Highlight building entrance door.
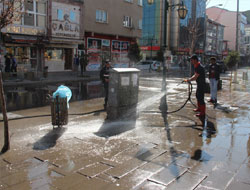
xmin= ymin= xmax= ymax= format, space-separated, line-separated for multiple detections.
xmin=65 ymin=48 xmax=73 ymax=70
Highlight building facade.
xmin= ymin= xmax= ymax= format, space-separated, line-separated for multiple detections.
xmin=141 ymin=0 xmax=206 ymax=64
xmin=244 ymin=24 xmax=250 ymax=55
xmin=206 ymin=7 xmax=247 ymax=56
xmin=205 ymin=18 xmax=225 ymax=59
xmin=1 ymin=0 xmax=84 ymax=78
xmin=83 ymin=0 xmax=143 ymax=70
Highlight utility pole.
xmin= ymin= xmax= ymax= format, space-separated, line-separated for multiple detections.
xmin=235 ymin=0 xmax=239 ymax=52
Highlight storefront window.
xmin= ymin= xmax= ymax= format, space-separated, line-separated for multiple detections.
xmin=44 ymin=48 xmax=63 ymax=61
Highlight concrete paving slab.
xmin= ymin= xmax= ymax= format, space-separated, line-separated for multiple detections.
xmin=77 ymin=162 xmax=112 ymax=178
xmin=226 ymin=179 xmax=250 ymax=190
xmin=235 ymin=163 xmax=250 ymax=184
xmin=134 ymin=180 xmax=166 ymax=190
xmin=148 ymin=162 xmax=188 ymax=186
xmin=106 ymin=157 xmax=146 ymax=179
xmin=200 ymin=169 xmax=234 ymax=190
xmin=164 ymin=171 xmax=206 ymax=190
xmin=115 ymin=168 xmax=153 ymax=189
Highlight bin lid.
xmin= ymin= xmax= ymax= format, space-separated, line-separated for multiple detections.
xmin=111 ymin=68 xmax=140 ymax=73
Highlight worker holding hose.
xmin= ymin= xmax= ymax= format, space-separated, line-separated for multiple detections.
xmin=184 ymin=55 xmax=206 ymax=117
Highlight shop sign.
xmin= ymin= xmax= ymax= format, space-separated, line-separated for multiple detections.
xmin=222 ymin=51 xmax=228 ymax=56
xmin=140 ymin=46 xmax=160 ymax=51
xmin=112 ymin=41 xmax=129 ymax=52
xmin=52 ymin=20 xmax=80 ymax=38
xmin=51 ymin=2 xmax=80 ymax=39
xmin=5 ymin=26 xmax=45 ymax=35
xmin=195 ymin=49 xmax=204 ymax=54
xmin=178 ymin=47 xmax=190 ymax=52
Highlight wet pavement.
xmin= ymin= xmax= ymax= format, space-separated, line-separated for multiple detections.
xmin=0 ymin=68 xmax=250 ymax=190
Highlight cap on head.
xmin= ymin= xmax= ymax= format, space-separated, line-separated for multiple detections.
xmin=190 ymin=54 xmax=198 ymax=61
xmin=210 ymin=57 xmax=216 ymax=61
xmin=105 ymin=60 xmax=111 ymax=65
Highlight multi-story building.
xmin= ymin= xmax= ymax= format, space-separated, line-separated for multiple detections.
xmin=206 ymin=7 xmax=247 ymax=56
xmin=205 ymin=18 xmax=225 ymax=59
xmin=244 ymin=24 xmax=250 ymax=55
xmin=141 ymin=0 xmax=206 ymax=64
xmin=1 ymin=0 xmax=84 ymax=77
xmin=83 ymin=0 xmax=143 ymax=70
xmin=177 ymin=0 xmax=206 ymax=56
xmin=1 ymin=0 xmax=143 ymax=77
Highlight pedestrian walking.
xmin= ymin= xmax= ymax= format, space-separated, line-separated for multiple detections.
xmin=184 ymin=54 xmax=206 ymax=117
xmin=73 ymin=54 xmax=79 ymax=72
xmin=4 ymin=54 xmax=11 ymax=72
xmin=100 ymin=60 xmax=111 ymax=110
xmin=208 ymin=57 xmax=220 ymax=104
xmin=10 ymin=54 xmax=17 ymax=75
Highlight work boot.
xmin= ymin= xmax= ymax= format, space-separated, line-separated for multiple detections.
xmin=193 ymin=102 xmax=200 ymax=112
xmin=208 ymin=99 xmax=214 ymax=103
xmin=195 ymin=104 xmax=206 ymax=117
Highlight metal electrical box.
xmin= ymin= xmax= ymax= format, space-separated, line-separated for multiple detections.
xmin=107 ymin=68 xmax=140 ymax=120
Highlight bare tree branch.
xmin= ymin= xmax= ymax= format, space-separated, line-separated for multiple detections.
xmin=0 ymin=0 xmax=23 ymax=30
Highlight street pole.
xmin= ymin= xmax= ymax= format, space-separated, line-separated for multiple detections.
xmin=147 ymin=0 xmax=187 ymax=109
xmin=236 ymin=0 xmax=239 ymax=52
xmin=150 ymin=37 xmax=153 ymax=60
xmin=162 ymin=0 xmax=168 ymax=94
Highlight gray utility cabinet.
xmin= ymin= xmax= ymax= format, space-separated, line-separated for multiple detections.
xmin=107 ymin=68 xmax=140 ymax=120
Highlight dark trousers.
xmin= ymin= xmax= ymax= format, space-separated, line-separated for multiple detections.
xmin=196 ymin=85 xmax=205 ymax=105
xmin=104 ymin=82 xmax=109 ymax=107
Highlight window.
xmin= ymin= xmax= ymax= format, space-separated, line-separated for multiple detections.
xmin=96 ymin=10 xmax=107 ymax=23
xmin=57 ymin=9 xmax=63 ymax=20
xmin=138 ymin=0 xmax=143 ymax=6
xmin=138 ymin=19 xmax=142 ymax=29
xmin=123 ymin=16 xmax=133 ymax=28
xmin=24 ymin=0 xmax=34 ymax=11
xmin=24 ymin=13 xmax=34 ymax=26
xmin=22 ymin=0 xmax=46 ymax=27
xmin=125 ymin=0 xmax=133 ymax=3
xmin=44 ymin=48 xmax=63 ymax=61
xmin=70 ymin=11 xmax=76 ymax=22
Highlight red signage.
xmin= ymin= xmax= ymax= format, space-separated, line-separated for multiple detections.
xmin=222 ymin=51 xmax=228 ymax=56
xmin=140 ymin=46 xmax=161 ymax=51
xmin=195 ymin=49 xmax=204 ymax=54
xmin=178 ymin=47 xmax=190 ymax=52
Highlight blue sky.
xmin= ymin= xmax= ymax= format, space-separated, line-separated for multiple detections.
xmin=206 ymin=0 xmax=250 ymax=12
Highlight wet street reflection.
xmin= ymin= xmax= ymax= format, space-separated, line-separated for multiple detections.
xmin=3 ymin=80 xmax=103 ymax=112
xmin=1 ymin=68 xmax=250 ymax=190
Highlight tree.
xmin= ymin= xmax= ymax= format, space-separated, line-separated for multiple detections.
xmin=225 ymin=51 xmax=240 ymax=83
xmin=128 ymin=41 xmax=141 ymax=66
xmin=0 ymin=0 xmax=23 ymax=153
xmin=225 ymin=51 xmax=240 ymax=70
xmin=0 ymin=0 xmax=23 ymax=29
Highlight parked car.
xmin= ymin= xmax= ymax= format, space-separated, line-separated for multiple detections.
xmin=136 ymin=60 xmax=161 ymax=71
xmin=217 ymin=61 xmax=227 ymax=73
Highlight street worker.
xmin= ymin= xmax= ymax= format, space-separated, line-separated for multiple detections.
xmin=100 ymin=60 xmax=111 ymax=110
xmin=208 ymin=57 xmax=220 ymax=104
xmin=184 ymin=54 xmax=206 ymax=117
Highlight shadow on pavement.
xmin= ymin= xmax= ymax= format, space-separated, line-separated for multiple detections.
xmin=33 ymin=127 xmax=66 ymax=150
xmin=94 ymin=119 xmax=136 ymax=138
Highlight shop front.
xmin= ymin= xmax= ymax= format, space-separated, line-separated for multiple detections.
xmin=85 ymin=33 xmax=134 ymax=71
xmin=47 ymin=1 xmax=84 ymax=73
xmin=2 ymin=27 xmax=46 ymax=80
